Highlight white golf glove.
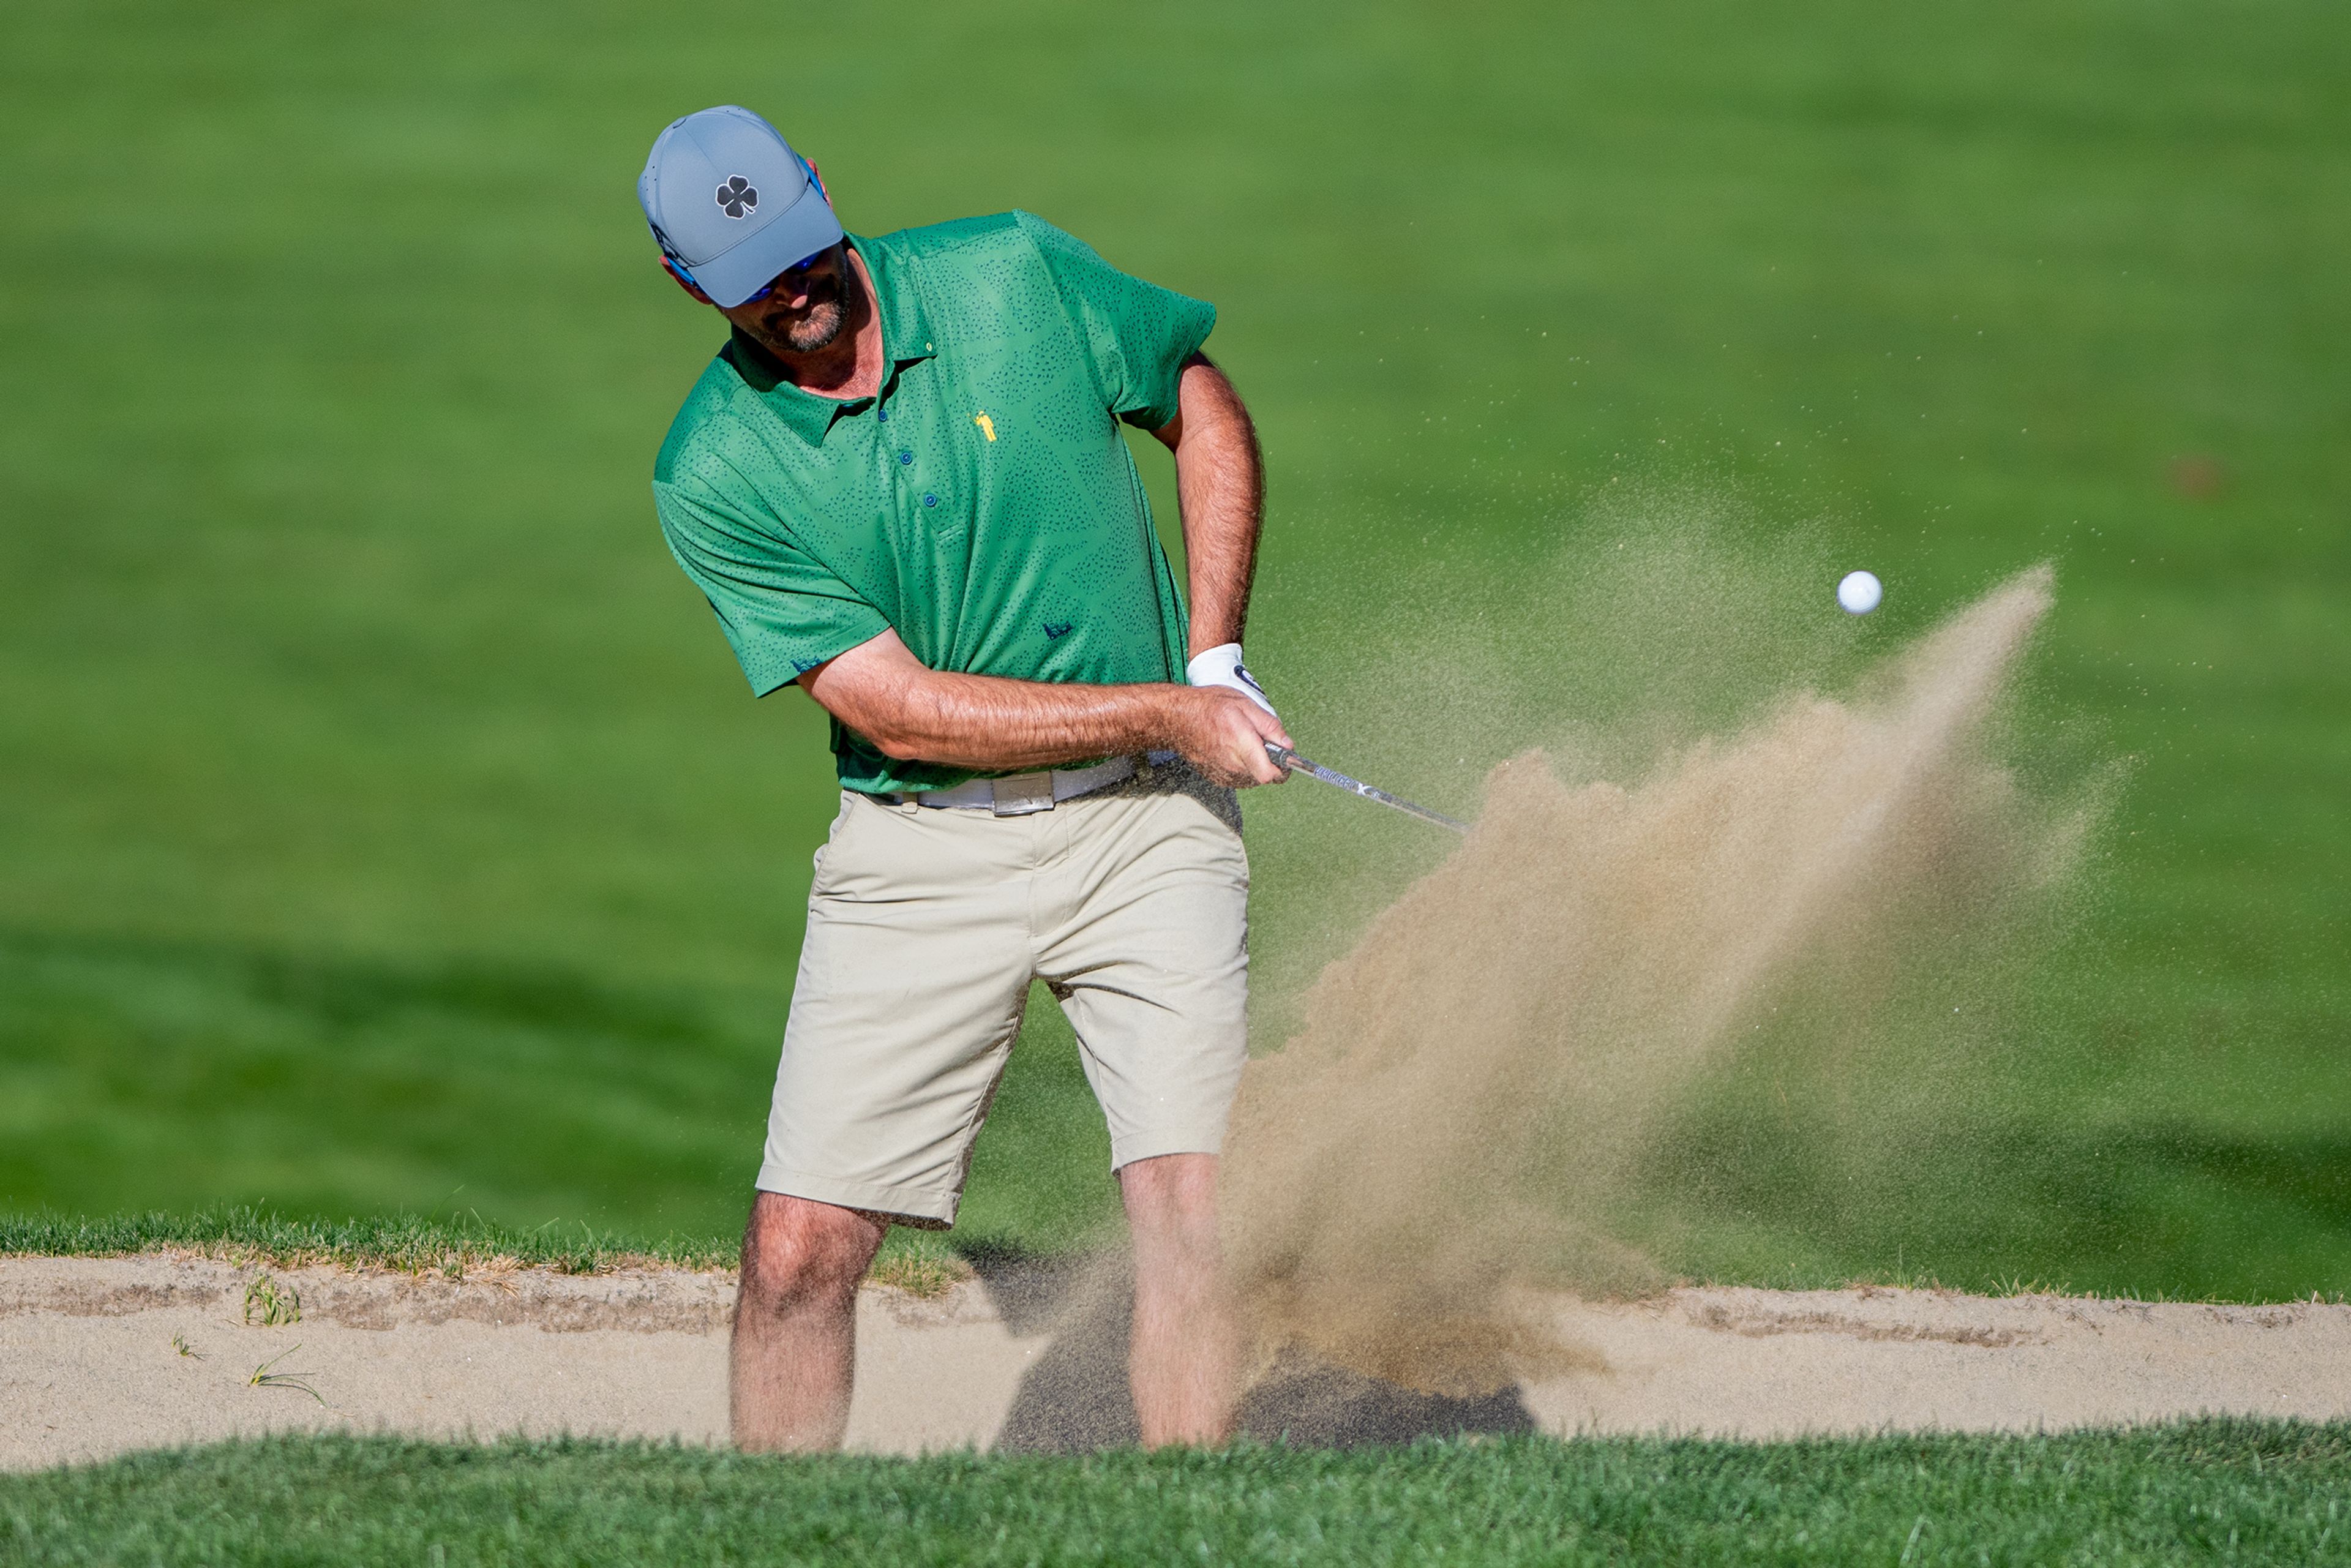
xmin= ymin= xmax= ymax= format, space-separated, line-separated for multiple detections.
xmin=1185 ymin=642 xmax=1278 ymax=720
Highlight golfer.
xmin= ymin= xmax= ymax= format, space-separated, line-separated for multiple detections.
xmin=639 ymin=106 xmax=1287 ymax=1452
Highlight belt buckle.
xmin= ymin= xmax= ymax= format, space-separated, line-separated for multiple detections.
xmin=989 ymin=773 xmax=1056 ymax=816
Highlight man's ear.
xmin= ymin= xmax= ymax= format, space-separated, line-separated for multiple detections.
xmin=660 ymin=257 xmax=716 ymax=306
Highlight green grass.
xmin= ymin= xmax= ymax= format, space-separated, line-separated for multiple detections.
xmin=5 ymin=1423 xmax=2347 ymax=1566
xmin=0 ymin=932 xmax=1119 ymax=1251
xmin=0 ymin=1203 xmax=732 ymax=1277
xmin=1 ymin=0 xmax=2345 ymax=1293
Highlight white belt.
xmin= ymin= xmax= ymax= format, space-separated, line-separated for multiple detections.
xmin=880 ymin=754 xmax=1142 ymax=816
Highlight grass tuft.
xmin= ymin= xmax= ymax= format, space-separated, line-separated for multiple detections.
xmin=245 ymin=1345 xmax=324 ymax=1405
xmin=240 ymin=1272 xmax=301 ymax=1326
xmin=864 ymin=1232 xmax=974 ymax=1299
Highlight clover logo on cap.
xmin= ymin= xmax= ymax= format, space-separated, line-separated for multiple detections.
xmin=714 ymin=175 xmax=758 ymax=219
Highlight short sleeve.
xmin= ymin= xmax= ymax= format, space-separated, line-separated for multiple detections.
xmin=1016 ymin=211 xmax=1216 ymax=432
xmin=653 ymin=475 xmax=889 ymax=697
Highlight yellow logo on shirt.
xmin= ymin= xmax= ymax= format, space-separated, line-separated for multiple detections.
xmin=974 ymin=413 xmax=996 ymax=443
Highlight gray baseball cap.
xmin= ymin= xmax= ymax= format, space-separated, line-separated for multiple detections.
xmin=637 ymin=106 xmax=844 ymax=309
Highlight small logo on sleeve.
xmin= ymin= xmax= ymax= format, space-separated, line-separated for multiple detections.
xmin=1043 ymin=620 xmax=1073 ymax=640
xmin=714 ymin=176 xmax=758 ymax=219
xmin=974 ymin=412 xmax=997 ymax=442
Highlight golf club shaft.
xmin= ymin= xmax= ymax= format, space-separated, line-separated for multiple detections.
xmin=1264 ymin=743 xmax=1470 ymax=835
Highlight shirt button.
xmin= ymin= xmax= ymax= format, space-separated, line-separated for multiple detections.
xmin=923 ymin=494 xmax=939 ymax=508
xmin=898 ymin=451 xmax=913 ymax=465
xmin=876 ymin=408 xmax=888 ymax=422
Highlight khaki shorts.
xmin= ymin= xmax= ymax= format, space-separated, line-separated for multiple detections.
xmin=757 ymin=768 xmax=1250 ymax=1227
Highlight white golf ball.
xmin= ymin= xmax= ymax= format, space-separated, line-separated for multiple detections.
xmin=1837 ymin=569 xmax=1883 ymax=615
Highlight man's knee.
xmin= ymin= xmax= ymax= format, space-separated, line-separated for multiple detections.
xmin=739 ymin=1191 xmax=886 ymax=1312
xmin=1119 ymin=1153 xmax=1220 ymax=1243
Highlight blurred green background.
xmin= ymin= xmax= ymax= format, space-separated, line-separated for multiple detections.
xmin=2 ymin=0 xmax=2344 ymax=1294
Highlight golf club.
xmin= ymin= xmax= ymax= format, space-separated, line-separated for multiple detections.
xmin=1265 ymin=743 xmax=1470 ymax=835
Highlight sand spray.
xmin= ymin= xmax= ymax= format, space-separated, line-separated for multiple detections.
xmin=1218 ymin=564 xmax=2089 ymax=1396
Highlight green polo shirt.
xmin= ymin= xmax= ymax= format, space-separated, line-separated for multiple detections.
xmin=651 ymin=211 xmax=1215 ymax=795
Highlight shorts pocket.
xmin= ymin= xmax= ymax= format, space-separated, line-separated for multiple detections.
xmin=809 ymin=791 xmax=859 ymax=894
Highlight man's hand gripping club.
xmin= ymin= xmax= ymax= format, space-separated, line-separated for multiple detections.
xmin=799 ymin=628 xmax=1292 ymax=788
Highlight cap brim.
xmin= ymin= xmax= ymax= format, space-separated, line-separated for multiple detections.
xmin=691 ymin=182 xmax=846 ymax=308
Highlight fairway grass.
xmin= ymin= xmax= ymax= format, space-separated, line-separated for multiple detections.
xmin=4 ymin=1422 xmax=2346 ymax=1566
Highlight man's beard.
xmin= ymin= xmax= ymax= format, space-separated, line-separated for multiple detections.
xmin=756 ymin=275 xmax=846 ymax=355
xmin=777 ymin=298 xmax=845 ymax=353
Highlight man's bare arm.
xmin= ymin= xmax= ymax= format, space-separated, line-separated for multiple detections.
xmin=800 ymin=629 xmax=1290 ymax=787
xmin=1152 ymin=354 xmax=1262 ymax=658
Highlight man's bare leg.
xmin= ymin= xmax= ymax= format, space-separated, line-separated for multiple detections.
xmin=1119 ymin=1152 xmax=1237 ymax=1446
xmin=731 ymin=1191 xmax=887 ymax=1452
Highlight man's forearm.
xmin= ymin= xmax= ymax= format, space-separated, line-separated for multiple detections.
xmin=853 ymin=667 xmax=1187 ymax=771
xmin=801 ymin=628 xmax=1290 ymax=787
xmin=1161 ymin=357 xmax=1264 ymax=657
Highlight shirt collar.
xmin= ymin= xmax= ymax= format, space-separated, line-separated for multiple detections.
xmin=722 ymin=234 xmax=940 ymax=446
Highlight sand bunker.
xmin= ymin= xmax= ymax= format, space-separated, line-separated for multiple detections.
xmin=6 ymin=1256 xmax=2347 ymax=1469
